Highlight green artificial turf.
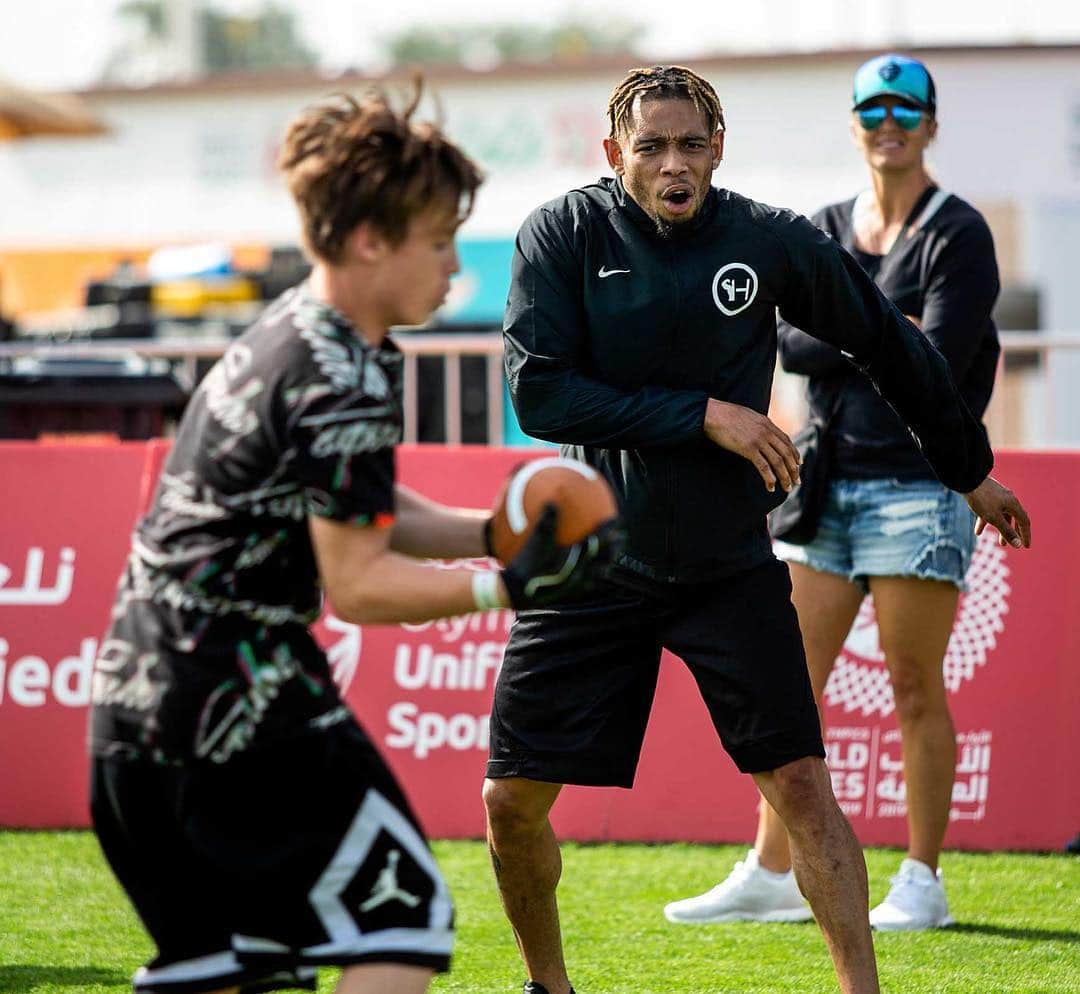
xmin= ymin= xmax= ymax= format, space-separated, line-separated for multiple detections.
xmin=1 ymin=833 xmax=1076 ymax=993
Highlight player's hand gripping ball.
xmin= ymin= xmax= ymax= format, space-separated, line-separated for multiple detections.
xmin=487 ymin=457 xmax=619 ymax=564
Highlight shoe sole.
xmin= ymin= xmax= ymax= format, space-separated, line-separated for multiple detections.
xmin=664 ymin=907 xmax=814 ymax=924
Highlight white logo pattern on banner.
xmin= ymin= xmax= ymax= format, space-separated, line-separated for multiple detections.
xmin=824 ymin=532 xmax=1011 ymax=717
xmin=324 ymin=614 xmax=363 ymax=696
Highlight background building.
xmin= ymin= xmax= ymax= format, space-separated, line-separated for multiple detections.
xmin=1 ymin=42 xmax=1078 ymax=442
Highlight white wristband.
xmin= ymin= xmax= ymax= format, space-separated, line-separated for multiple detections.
xmin=471 ymin=569 xmax=502 ymax=611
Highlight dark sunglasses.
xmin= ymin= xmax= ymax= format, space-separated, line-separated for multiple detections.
xmin=856 ymin=103 xmax=925 ymax=131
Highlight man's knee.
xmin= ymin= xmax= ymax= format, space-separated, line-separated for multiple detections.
xmin=483 ymin=777 xmax=560 ymax=844
xmin=766 ymin=756 xmax=838 ymax=825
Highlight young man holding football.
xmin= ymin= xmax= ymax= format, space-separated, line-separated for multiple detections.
xmin=88 ymin=88 xmax=619 ymax=994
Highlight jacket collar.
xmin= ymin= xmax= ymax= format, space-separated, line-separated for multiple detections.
xmin=608 ymin=175 xmax=720 ymax=240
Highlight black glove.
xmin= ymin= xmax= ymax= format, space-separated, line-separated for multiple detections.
xmin=500 ymin=503 xmax=624 ymax=610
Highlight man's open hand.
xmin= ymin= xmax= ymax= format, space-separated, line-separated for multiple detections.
xmin=964 ymin=477 xmax=1032 ymax=549
xmin=703 ymin=398 xmax=801 ymax=493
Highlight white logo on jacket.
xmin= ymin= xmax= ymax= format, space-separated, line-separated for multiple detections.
xmin=711 ymin=263 xmax=759 ymax=316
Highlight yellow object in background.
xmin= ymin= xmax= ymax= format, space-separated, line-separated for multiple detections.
xmin=151 ymin=276 xmax=259 ymax=318
xmin=0 ymin=244 xmax=270 ymax=319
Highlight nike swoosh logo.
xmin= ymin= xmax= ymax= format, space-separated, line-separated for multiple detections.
xmin=598 ymin=266 xmax=631 ymax=278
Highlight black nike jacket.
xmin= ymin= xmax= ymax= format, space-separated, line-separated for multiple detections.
xmin=503 ymin=177 xmax=993 ymax=582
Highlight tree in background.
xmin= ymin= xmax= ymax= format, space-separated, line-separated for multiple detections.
xmin=104 ymin=5 xmax=637 ymax=84
xmin=104 ymin=0 xmax=315 ymax=85
xmin=201 ymin=3 xmax=315 ymax=74
xmin=383 ymin=18 xmax=641 ymax=71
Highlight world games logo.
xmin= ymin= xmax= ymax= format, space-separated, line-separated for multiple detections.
xmin=823 ymin=532 xmax=1011 ymax=716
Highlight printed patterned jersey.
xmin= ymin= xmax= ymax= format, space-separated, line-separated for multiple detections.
xmin=90 ymin=285 xmax=403 ymax=764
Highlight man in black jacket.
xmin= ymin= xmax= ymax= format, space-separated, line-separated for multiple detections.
xmin=482 ymin=65 xmax=1030 ymax=994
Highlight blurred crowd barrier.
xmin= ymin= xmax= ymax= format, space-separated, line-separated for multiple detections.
xmin=0 ymin=240 xmax=526 ymax=443
xmin=1 ymin=241 xmax=1078 ymax=448
xmin=1 ymin=332 xmax=1078 ymax=449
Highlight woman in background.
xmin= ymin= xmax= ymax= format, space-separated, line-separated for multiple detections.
xmin=666 ymin=53 xmax=1003 ymax=932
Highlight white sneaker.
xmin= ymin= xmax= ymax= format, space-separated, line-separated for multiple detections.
xmin=869 ymin=858 xmax=955 ymax=931
xmin=663 ymin=849 xmax=813 ymax=924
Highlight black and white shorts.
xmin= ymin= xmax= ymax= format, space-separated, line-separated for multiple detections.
xmin=487 ymin=556 xmax=825 ymax=786
xmin=91 ymin=720 xmax=453 ymax=994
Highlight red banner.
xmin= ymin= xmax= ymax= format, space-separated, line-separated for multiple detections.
xmin=0 ymin=442 xmax=159 ymax=826
xmin=0 ymin=443 xmax=1076 ymax=852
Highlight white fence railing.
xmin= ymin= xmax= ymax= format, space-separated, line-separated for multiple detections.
xmin=2 ymin=330 xmax=1079 ymax=447
xmin=0 ymin=331 xmax=505 ymax=445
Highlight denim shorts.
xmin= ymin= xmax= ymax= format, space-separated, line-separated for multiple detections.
xmin=773 ymin=477 xmax=976 ymax=593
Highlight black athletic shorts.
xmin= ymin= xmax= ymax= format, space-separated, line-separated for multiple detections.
xmin=91 ymin=719 xmax=453 ymax=994
xmin=487 ymin=556 xmax=824 ymax=786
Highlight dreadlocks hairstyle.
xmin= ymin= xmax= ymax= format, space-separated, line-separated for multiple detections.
xmin=607 ymin=65 xmax=726 ymax=139
xmin=278 ymin=82 xmax=484 ymax=264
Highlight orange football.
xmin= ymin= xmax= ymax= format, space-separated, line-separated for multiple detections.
xmin=488 ymin=457 xmax=618 ymax=564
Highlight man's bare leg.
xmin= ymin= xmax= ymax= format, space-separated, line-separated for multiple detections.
xmin=755 ymin=757 xmax=880 ymax=994
xmin=335 ymin=963 xmax=434 ymax=993
xmin=483 ymin=777 xmax=569 ymax=994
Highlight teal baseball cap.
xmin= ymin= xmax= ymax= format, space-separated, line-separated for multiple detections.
xmin=852 ymin=54 xmax=936 ymax=113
